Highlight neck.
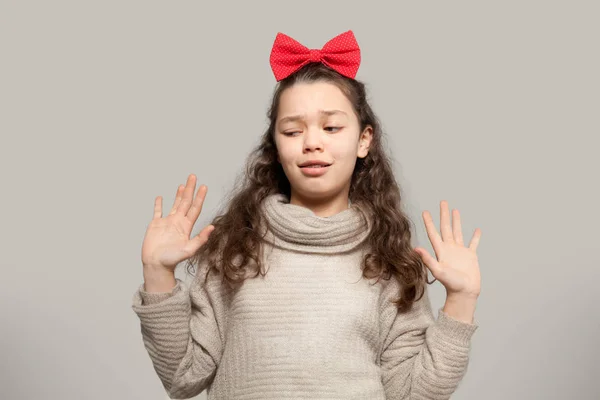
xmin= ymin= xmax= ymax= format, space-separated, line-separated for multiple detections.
xmin=289 ymin=188 xmax=351 ymax=217
xmin=259 ymin=192 xmax=372 ymax=255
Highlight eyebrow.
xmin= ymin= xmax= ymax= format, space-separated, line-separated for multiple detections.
xmin=277 ymin=110 xmax=348 ymax=125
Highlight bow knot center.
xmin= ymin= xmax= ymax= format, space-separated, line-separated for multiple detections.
xmin=309 ymin=49 xmax=322 ymax=62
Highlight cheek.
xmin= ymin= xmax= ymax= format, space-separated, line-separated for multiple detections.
xmin=330 ymin=142 xmax=359 ymax=162
xmin=278 ymin=148 xmax=293 ymax=163
xmin=275 ymin=139 xmax=292 ymax=162
xmin=277 ymin=147 xmax=299 ymax=170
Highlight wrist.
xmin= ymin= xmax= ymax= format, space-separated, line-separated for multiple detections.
xmin=143 ymin=265 xmax=176 ymax=293
xmin=446 ymin=291 xmax=479 ymax=302
xmin=443 ymin=294 xmax=478 ymax=324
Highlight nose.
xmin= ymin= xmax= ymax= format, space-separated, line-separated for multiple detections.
xmin=303 ymin=126 xmax=324 ymax=153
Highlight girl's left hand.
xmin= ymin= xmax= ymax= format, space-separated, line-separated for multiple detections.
xmin=414 ymin=200 xmax=482 ymax=298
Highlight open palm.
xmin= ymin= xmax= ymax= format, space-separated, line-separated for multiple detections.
xmin=415 ymin=200 xmax=482 ymax=298
xmin=141 ymin=174 xmax=214 ymax=271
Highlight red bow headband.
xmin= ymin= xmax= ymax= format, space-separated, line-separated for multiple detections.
xmin=269 ymin=30 xmax=361 ymax=82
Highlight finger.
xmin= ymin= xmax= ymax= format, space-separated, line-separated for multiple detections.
xmin=469 ymin=228 xmax=482 ymax=252
xmin=186 ymin=184 xmax=208 ymax=223
xmin=153 ymin=196 xmax=162 ymax=219
xmin=415 ymin=247 xmax=442 ymax=277
xmin=422 ymin=210 xmax=443 ymax=255
xmin=178 ymin=174 xmax=197 ymax=216
xmin=440 ymin=200 xmax=454 ymax=243
xmin=169 ymin=185 xmax=185 ymax=215
xmin=452 ymin=209 xmax=464 ymax=246
xmin=185 ymin=224 xmax=215 ymax=254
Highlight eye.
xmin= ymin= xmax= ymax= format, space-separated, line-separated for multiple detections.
xmin=325 ymin=126 xmax=341 ymax=133
xmin=283 ymin=131 xmax=300 ymax=137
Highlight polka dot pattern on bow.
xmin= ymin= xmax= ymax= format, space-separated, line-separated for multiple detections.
xmin=269 ymin=30 xmax=361 ymax=81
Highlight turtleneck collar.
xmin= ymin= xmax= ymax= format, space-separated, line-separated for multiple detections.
xmin=259 ymin=193 xmax=372 ymax=254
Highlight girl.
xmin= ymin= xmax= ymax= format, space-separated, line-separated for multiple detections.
xmin=132 ymin=30 xmax=482 ymax=400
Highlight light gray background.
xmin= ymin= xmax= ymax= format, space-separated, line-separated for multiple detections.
xmin=1 ymin=1 xmax=598 ymax=399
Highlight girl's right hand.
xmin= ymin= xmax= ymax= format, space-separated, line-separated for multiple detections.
xmin=141 ymin=174 xmax=215 ymax=273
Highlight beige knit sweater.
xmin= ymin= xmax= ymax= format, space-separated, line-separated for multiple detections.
xmin=132 ymin=193 xmax=478 ymax=399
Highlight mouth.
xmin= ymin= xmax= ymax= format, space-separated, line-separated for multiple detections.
xmin=300 ymin=164 xmax=331 ymax=169
xmin=298 ymin=160 xmax=332 ymax=168
xmin=299 ymin=164 xmax=331 ymax=176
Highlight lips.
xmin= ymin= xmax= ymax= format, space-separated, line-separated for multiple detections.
xmin=299 ymin=163 xmax=330 ymax=176
xmin=299 ymin=160 xmax=332 ymax=168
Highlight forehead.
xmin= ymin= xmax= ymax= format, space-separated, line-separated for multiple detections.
xmin=277 ymin=81 xmax=353 ymax=117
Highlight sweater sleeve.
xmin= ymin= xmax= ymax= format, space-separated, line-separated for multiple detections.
xmin=378 ymin=279 xmax=478 ymax=399
xmin=131 ymin=269 xmax=223 ymax=399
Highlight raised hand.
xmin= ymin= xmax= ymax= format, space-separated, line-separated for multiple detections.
xmin=141 ymin=174 xmax=215 ymax=272
xmin=414 ymin=200 xmax=482 ymax=298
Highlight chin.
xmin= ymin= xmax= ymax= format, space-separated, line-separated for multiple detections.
xmin=291 ymin=183 xmax=341 ymax=200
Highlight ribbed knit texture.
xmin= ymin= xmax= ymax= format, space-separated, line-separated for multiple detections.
xmin=132 ymin=193 xmax=478 ymax=399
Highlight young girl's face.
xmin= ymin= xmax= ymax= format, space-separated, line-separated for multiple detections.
xmin=274 ymin=81 xmax=372 ymax=207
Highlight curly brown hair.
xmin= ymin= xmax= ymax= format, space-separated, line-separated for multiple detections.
xmin=187 ymin=62 xmax=434 ymax=313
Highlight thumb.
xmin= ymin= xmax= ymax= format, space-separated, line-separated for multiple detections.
xmin=186 ymin=225 xmax=215 ymax=255
xmin=415 ymin=247 xmax=441 ymax=276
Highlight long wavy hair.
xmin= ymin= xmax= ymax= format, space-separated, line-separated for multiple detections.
xmin=187 ymin=62 xmax=434 ymax=313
